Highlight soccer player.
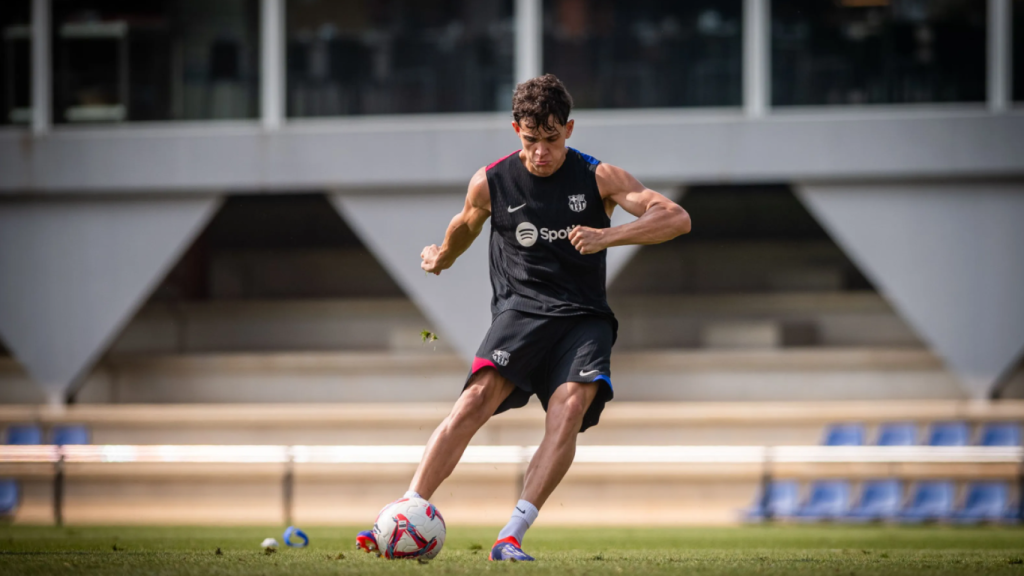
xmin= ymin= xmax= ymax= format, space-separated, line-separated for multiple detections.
xmin=357 ymin=74 xmax=691 ymax=561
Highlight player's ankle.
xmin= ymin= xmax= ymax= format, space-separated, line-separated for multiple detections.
xmin=497 ymin=499 xmax=539 ymax=545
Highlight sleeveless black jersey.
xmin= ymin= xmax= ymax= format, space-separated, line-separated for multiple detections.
xmin=484 ymin=147 xmax=615 ymax=321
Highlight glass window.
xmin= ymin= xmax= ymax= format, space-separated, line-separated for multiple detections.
xmin=543 ymin=0 xmax=743 ymax=109
xmin=52 ymin=0 xmax=260 ymax=123
xmin=772 ymin=0 xmax=986 ymax=107
xmin=1015 ymin=0 xmax=1023 ymax=101
xmin=1 ymin=2 xmax=31 ymax=125
xmin=286 ymin=0 xmax=514 ymax=117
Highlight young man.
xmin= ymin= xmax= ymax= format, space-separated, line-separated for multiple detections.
xmin=357 ymin=74 xmax=691 ymax=561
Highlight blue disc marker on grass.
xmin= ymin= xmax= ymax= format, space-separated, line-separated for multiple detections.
xmin=283 ymin=526 xmax=309 ymax=548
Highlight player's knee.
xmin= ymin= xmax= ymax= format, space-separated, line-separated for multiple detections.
xmin=451 ymin=374 xmax=500 ymax=429
xmin=552 ymin=392 xmax=589 ymax=434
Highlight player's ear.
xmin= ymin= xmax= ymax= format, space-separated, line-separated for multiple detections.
xmin=512 ymin=121 xmax=521 ymax=135
xmin=564 ymin=119 xmax=574 ymax=140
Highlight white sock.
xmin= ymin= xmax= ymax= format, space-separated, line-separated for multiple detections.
xmin=403 ymin=490 xmax=423 ymax=500
xmin=497 ymin=500 xmax=538 ymax=545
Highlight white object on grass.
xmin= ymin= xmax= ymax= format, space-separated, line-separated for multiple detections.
xmin=261 ymin=538 xmax=279 ymax=549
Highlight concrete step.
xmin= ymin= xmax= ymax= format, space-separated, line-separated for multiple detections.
xmin=2 ymin=345 xmax=964 ymax=405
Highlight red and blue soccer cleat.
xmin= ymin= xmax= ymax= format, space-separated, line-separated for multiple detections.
xmin=488 ymin=536 xmax=535 ymax=561
xmin=355 ymin=530 xmax=378 ymax=554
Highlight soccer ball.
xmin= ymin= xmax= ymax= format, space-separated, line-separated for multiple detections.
xmin=372 ymin=497 xmax=446 ymax=560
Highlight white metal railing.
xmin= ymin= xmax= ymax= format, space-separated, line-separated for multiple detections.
xmin=3 ymin=444 xmax=1020 ymax=526
xmin=2 ymin=444 xmax=1021 ymax=464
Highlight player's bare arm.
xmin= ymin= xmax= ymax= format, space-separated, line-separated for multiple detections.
xmin=568 ymin=163 xmax=691 ymax=255
xmin=421 ymin=167 xmax=491 ymax=275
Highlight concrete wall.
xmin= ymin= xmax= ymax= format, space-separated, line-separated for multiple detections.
xmin=3 ymin=109 xmax=1023 ymax=192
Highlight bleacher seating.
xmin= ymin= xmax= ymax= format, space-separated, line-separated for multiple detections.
xmin=978 ymin=423 xmax=1021 ymax=446
xmin=926 ymin=422 xmax=970 ymax=446
xmin=822 ymin=424 xmax=865 ymax=446
xmin=794 ymin=480 xmax=851 ymax=521
xmin=774 ymin=418 xmax=1022 ymax=524
xmin=1005 ymin=500 xmax=1023 ymax=523
xmin=743 ymin=480 xmax=800 ymax=521
xmin=953 ymin=482 xmax=1011 ymax=524
xmin=876 ymin=422 xmax=917 ymax=446
xmin=899 ymin=481 xmax=956 ymax=522
xmin=793 ymin=424 xmax=859 ymax=522
xmin=51 ymin=425 xmax=89 ymax=446
xmin=5 ymin=424 xmax=42 ymax=445
xmin=2 ymin=424 xmax=39 ymax=519
xmin=0 ymin=479 xmax=18 ymax=517
xmin=843 ymin=479 xmax=903 ymax=522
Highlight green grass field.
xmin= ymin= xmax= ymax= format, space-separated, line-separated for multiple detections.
xmin=1 ymin=525 xmax=1023 ymax=575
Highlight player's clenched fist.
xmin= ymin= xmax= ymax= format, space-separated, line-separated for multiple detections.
xmin=421 ymin=244 xmax=445 ymax=275
xmin=568 ymin=226 xmax=607 ymax=255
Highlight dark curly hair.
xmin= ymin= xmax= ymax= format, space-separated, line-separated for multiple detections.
xmin=512 ymin=74 xmax=574 ymax=133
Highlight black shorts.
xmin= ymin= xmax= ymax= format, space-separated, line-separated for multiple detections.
xmin=465 ymin=310 xmax=616 ymax=432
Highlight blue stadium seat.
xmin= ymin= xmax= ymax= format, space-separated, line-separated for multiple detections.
xmin=926 ymin=422 xmax=970 ymax=446
xmin=844 ymin=479 xmax=903 ymax=522
xmin=794 ymin=480 xmax=851 ymax=521
xmin=876 ymin=423 xmax=917 ymax=446
xmin=953 ymin=482 xmax=1011 ymax=524
xmin=0 ymin=480 xmax=18 ymax=517
xmin=899 ymin=481 xmax=955 ymax=522
xmin=52 ymin=425 xmax=90 ymax=446
xmin=3 ymin=425 xmax=41 ymax=520
xmin=4 ymin=424 xmax=42 ymax=445
xmin=822 ymin=424 xmax=865 ymax=446
xmin=743 ymin=480 xmax=800 ymax=521
xmin=1005 ymin=504 xmax=1022 ymax=524
xmin=978 ymin=423 xmax=1021 ymax=446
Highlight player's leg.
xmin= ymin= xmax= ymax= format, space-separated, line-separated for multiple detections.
xmin=521 ymin=381 xmax=599 ymax=507
xmin=490 ymin=315 xmax=615 ymax=561
xmin=408 ymin=368 xmax=515 ymax=499
xmin=357 ymin=369 xmax=514 ymax=554
xmin=489 ymin=381 xmax=598 ymax=561
xmin=361 ymin=310 xmax=545 ymax=555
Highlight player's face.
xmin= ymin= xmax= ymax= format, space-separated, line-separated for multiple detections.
xmin=513 ymin=116 xmax=574 ymax=177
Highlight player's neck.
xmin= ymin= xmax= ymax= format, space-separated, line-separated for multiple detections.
xmin=519 ymin=149 xmax=567 ymax=177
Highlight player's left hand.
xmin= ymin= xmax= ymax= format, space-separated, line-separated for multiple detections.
xmin=568 ymin=226 xmax=608 ymax=255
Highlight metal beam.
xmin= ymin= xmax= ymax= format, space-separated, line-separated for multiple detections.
xmin=989 ymin=0 xmax=1012 ymax=112
xmin=515 ymin=0 xmax=542 ymax=84
xmin=30 ymin=0 xmax=50 ymax=134
xmin=260 ymin=0 xmax=284 ymax=130
xmin=743 ymin=0 xmax=769 ymax=118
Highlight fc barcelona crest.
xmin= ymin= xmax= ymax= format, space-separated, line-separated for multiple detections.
xmin=492 ymin=350 xmax=511 ymax=366
xmin=568 ymin=194 xmax=587 ymax=213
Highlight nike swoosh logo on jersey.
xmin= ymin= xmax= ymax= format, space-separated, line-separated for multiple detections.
xmin=579 ymin=370 xmax=600 ymax=377
xmin=508 ymin=203 xmax=527 ymax=213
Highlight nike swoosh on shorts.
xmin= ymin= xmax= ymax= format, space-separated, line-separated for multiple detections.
xmin=579 ymin=370 xmax=600 ymax=377
xmin=508 ymin=203 xmax=527 ymax=213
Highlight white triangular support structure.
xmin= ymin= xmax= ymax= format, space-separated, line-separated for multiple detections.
xmin=331 ymin=189 xmax=665 ymax=362
xmin=797 ymin=182 xmax=1024 ymax=398
xmin=0 ymin=196 xmax=222 ymax=403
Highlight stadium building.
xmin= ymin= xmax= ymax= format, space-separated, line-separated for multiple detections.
xmin=0 ymin=0 xmax=1022 ymax=525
